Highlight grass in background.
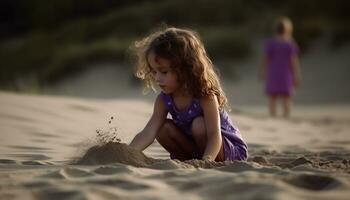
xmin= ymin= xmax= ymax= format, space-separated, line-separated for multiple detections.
xmin=0 ymin=0 xmax=349 ymax=91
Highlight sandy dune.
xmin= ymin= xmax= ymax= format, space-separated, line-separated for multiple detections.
xmin=0 ymin=91 xmax=350 ymax=200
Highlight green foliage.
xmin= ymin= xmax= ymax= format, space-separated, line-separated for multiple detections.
xmin=0 ymin=0 xmax=349 ymax=89
xmin=199 ymin=27 xmax=251 ymax=60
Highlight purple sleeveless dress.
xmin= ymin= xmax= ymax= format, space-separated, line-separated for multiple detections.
xmin=160 ymin=92 xmax=248 ymax=161
xmin=264 ymin=38 xmax=298 ymax=96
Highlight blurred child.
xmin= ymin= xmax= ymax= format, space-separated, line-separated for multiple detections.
xmin=260 ymin=17 xmax=301 ymax=118
xmin=129 ymin=27 xmax=248 ymax=161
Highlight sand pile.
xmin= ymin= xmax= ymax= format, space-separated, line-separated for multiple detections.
xmin=76 ymin=142 xmax=226 ymax=169
xmin=76 ymin=142 xmax=157 ymax=167
xmin=75 ymin=141 xmax=241 ymax=169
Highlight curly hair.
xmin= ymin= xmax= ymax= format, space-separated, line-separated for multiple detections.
xmin=133 ymin=27 xmax=228 ymax=109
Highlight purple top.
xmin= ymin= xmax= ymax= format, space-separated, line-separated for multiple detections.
xmin=264 ymin=38 xmax=298 ymax=95
xmin=160 ymin=92 xmax=248 ymax=160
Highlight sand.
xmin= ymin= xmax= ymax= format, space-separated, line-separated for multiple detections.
xmin=1 ymin=91 xmax=350 ymax=200
xmin=76 ymin=142 xmax=157 ymax=167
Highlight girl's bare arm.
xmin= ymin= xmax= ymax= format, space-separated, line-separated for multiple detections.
xmin=291 ymin=54 xmax=301 ymax=88
xmin=200 ymin=95 xmax=222 ymax=161
xmin=129 ymin=94 xmax=167 ymax=151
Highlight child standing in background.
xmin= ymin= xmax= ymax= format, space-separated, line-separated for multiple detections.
xmin=129 ymin=27 xmax=248 ymax=161
xmin=260 ymin=17 xmax=301 ymax=118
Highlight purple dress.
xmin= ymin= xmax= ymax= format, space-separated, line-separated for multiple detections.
xmin=160 ymin=92 xmax=248 ymax=161
xmin=264 ymin=38 xmax=298 ymax=96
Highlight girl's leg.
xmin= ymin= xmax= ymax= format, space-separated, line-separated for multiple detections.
xmin=282 ymin=96 xmax=292 ymax=118
xmin=191 ymin=117 xmax=225 ymax=161
xmin=268 ymin=95 xmax=277 ymax=117
xmin=156 ymin=119 xmax=197 ymax=161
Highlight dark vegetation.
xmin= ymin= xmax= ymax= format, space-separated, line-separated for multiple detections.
xmin=0 ymin=0 xmax=349 ymax=90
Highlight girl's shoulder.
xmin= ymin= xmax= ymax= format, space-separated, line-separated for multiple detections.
xmin=289 ymin=38 xmax=299 ymax=48
xmin=281 ymin=38 xmax=298 ymax=53
xmin=198 ymin=94 xmax=219 ymax=109
xmin=264 ymin=37 xmax=280 ymax=50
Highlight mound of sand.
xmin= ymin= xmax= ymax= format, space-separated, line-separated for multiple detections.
xmin=76 ymin=142 xmax=239 ymax=169
xmin=76 ymin=142 xmax=157 ymax=167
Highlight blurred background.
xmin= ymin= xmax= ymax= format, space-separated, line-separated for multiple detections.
xmin=1 ymin=0 xmax=349 ymax=107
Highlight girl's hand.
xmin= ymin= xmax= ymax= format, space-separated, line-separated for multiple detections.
xmin=202 ymin=155 xmax=214 ymax=161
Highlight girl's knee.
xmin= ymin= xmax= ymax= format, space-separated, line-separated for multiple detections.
xmin=156 ymin=119 xmax=176 ymax=140
xmin=191 ymin=117 xmax=206 ymax=139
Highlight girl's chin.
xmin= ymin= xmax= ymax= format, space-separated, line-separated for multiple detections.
xmin=161 ymin=88 xmax=175 ymax=95
xmin=159 ymin=86 xmax=167 ymax=92
xmin=161 ymin=89 xmax=170 ymax=94
xmin=160 ymin=87 xmax=179 ymax=94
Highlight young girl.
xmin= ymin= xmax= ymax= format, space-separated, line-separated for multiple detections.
xmin=129 ymin=27 xmax=248 ymax=161
xmin=260 ymin=17 xmax=301 ymax=118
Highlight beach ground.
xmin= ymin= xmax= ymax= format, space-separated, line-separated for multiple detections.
xmin=0 ymin=92 xmax=349 ymax=200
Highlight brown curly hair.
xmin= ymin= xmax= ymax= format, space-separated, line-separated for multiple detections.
xmin=133 ymin=27 xmax=227 ymax=109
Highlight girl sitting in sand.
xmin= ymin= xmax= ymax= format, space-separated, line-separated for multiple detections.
xmin=260 ymin=17 xmax=301 ymax=118
xmin=129 ymin=27 xmax=248 ymax=161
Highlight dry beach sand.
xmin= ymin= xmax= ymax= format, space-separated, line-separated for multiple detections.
xmin=0 ymin=91 xmax=350 ymax=200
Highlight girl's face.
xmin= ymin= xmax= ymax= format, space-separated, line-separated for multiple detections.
xmin=147 ymin=51 xmax=180 ymax=95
